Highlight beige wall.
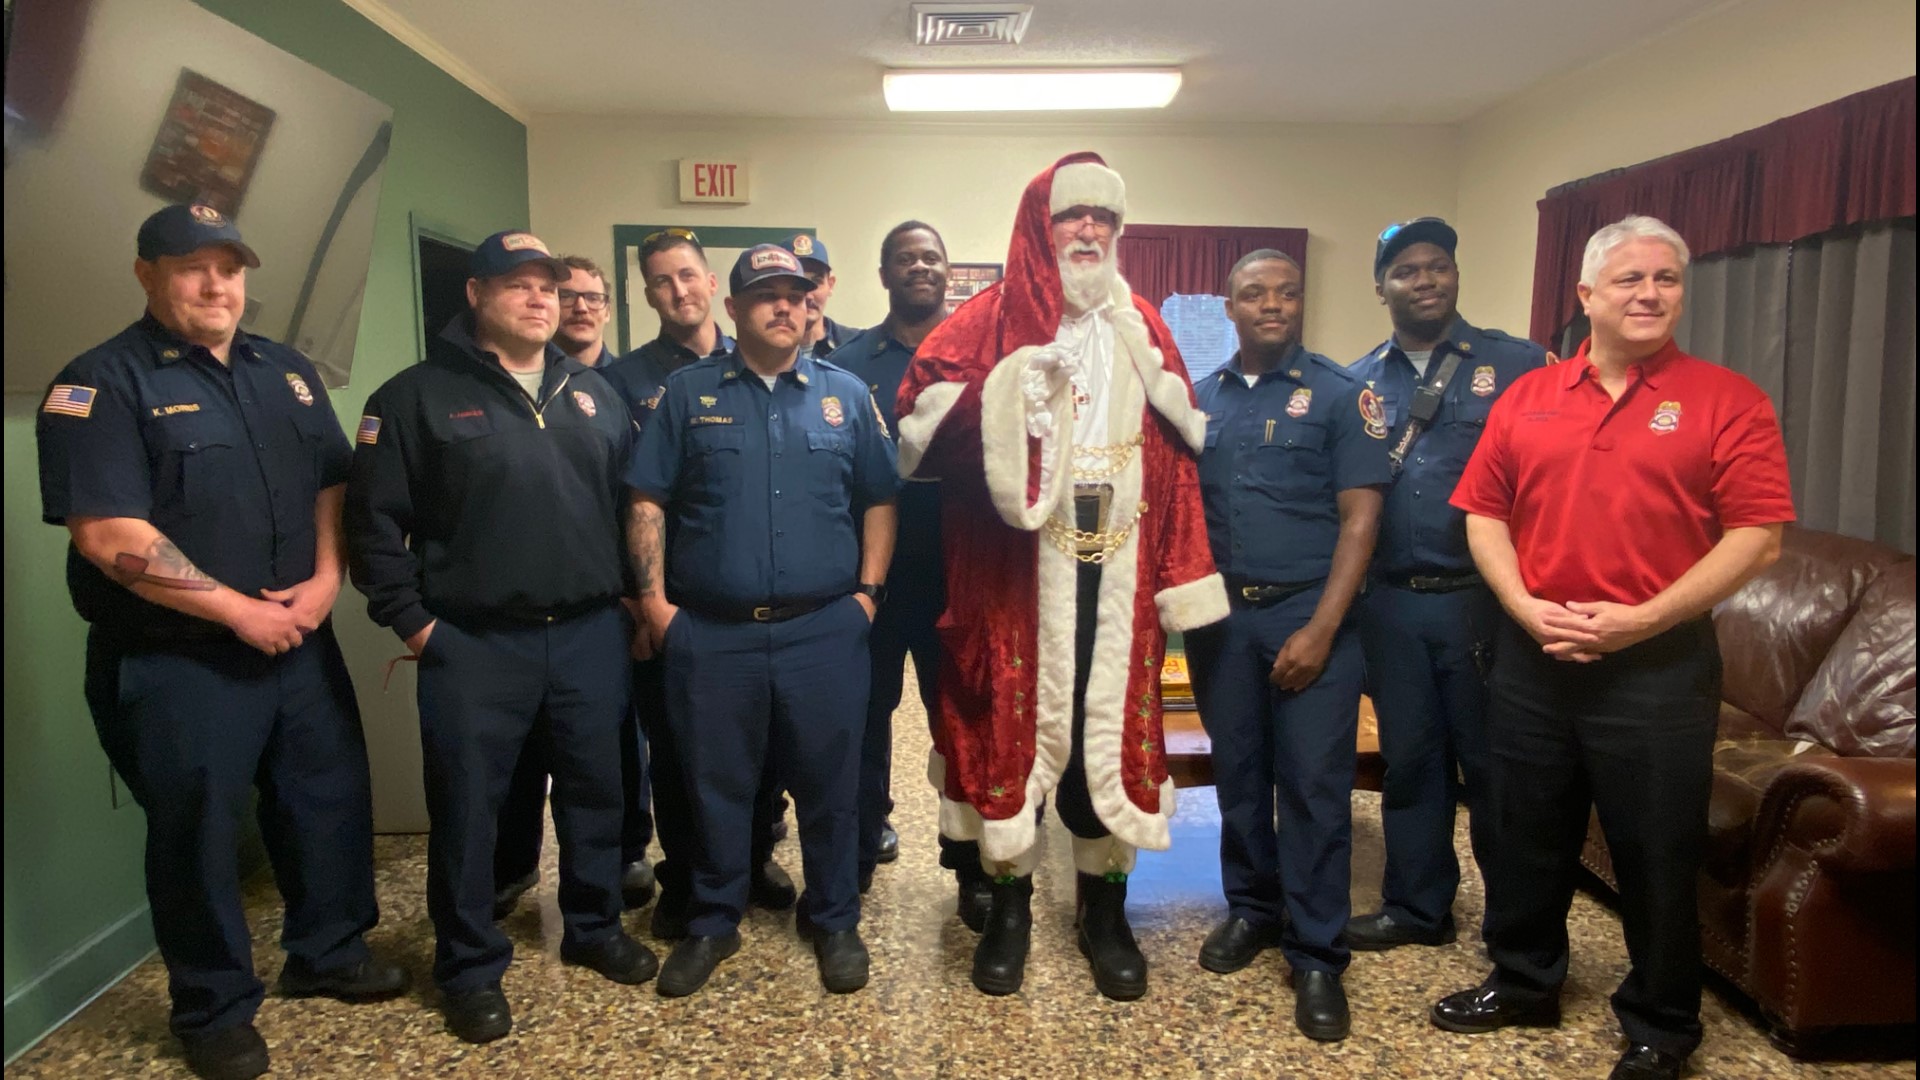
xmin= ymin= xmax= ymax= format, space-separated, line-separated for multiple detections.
xmin=529 ymin=119 xmax=1458 ymax=364
xmin=1454 ymin=0 xmax=1918 ymax=336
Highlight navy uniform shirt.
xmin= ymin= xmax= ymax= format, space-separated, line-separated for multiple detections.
xmin=345 ymin=316 xmax=634 ymax=639
xmin=37 ymin=313 xmax=352 ymax=636
xmin=806 ymin=316 xmax=862 ymax=360
xmin=828 ymin=322 xmax=942 ymax=608
xmin=1351 ymin=318 xmax=1546 ymax=577
xmin=625 ymin=350 xmax=900 ymax=613
xmin=600 ymin=326 xmax=735 ymax=430
xmin=1194 ymin=345 xmax=1392 ymax=584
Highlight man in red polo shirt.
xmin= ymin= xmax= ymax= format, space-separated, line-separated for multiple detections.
xmin=1431 ymin=215 xmax=1793 ymax=1080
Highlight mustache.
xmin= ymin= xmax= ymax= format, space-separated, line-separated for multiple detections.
xmin=1063 ymin=241 xmax=1105 ymax=258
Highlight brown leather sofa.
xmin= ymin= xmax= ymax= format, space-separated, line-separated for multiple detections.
xmin=1580 ymin=527 xmax=1916 ymax=1054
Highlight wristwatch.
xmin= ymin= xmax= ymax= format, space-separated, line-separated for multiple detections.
xmin=857 ymin=583 xmax=887 ymax=605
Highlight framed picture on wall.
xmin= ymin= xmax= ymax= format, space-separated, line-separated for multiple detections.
xmin=139 ymin=68 xmax=276 ymax=216
xmin=945 ymin=262 xmax=1003 ymax=313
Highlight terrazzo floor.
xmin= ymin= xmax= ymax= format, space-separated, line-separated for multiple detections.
xmin=9 ymin=667 xmax=1912 ymax=1079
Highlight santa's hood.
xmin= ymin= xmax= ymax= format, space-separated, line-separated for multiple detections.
xmin=997 ymin=151 xmax=1127 ymax=356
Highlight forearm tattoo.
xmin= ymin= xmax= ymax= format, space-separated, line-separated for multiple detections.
xmin=113 ymin=537 xmax=217 ymax=591
xmin=627 ymin=501 xmax=666 ymax=596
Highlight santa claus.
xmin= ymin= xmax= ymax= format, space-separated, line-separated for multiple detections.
xmin=896 ymin=152 xmax=1228 ymax=999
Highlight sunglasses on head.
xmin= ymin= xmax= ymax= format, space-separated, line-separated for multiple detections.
xmin=642 ymin=227 xmax=699 ymax=245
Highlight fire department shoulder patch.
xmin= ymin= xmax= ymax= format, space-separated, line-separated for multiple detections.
xmin=1358 ymin=387 xmax=1389 ymax=440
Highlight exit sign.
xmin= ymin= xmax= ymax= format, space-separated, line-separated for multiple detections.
xmin=678 ymin=159 xmax=749 ymax=203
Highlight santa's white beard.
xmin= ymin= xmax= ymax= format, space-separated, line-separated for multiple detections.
xmin=1058 ymin=247 xmax=1116 ymax=312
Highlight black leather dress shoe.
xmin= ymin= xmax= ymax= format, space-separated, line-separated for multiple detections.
xmin=1198 ymin=916 xmax=1277 ymax=974
xmin=622 ymin=859 xmax=657 ymax=911
xmin=1609 ymin=1044 xmax=1687 ymax=1080
xmin=277 ymin=956 xmax=410 ymax=1002
xmin=1292 ymin=969 xmax=1351 ymax=1042
xmin=182 ymin=1022 xmax=269 ymax=1080
xmin=876 ymin=823 xmax=900 ymax=863
xmin=561 ymin=930 xmax=659 ymax=985
xmin=657 ymin=931 xmax=742 ymax=997
xmin=1430 ymin=982 xmax=1562 ymax=1034
xmin=750 ymin=860 xmax=798 ymax=910
xmin=955 ymin=876 xmax=993 ymax=933
xmin=1346 ymin=910 xmax=1457 ymax=951
xmin=491 ymin=870 xmax=537 ymax=921
xmin=443 ymin=986 xmax=512 ymax=1044
xmin=813 ymin=929 xmax=871 ymax=993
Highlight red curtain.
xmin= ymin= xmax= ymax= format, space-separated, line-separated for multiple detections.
xmin=1529 ymin=76 xmax=1916 ymax=344
xmin=1118 ymin=224 xmax=1309 ymax=308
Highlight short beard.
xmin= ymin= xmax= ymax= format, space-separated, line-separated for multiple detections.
xmin=1058 ymin=249 xmax=1116 ymax=312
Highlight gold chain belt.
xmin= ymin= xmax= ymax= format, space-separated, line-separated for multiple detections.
xmin=1043 ymin=499 xmax=1149 ymax=564
xmin=1071 ymin=433 xmax=1144 ymax=482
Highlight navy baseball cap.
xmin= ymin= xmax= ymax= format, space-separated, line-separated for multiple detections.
xmin=730 ymin=244 xmax=818 ymax=295
xmin=781 ymin=233 xmax=832 ymax=271
xmin=1374 ymin=217 xmax=1458 ymax=280
xmin=137 ymin=203 xmax=260 ymax=267
xmin=469 ymin=230 xmax=570 ymax=281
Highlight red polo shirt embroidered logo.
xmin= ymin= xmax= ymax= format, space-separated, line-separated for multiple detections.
xmin=1649 ymin=400 xmax=1682 ymax=435
xmin=1286 ymin=387 xmax=1312 ymax=418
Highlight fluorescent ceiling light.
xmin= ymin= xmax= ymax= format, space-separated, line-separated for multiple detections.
xmin=883 ymin=68 xmax=1182 ymax=112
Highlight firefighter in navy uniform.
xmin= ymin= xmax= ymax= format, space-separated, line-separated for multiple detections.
xmin=825 ymin=220 xmax=954 ymax=900
xmin=1347 ymin=218 xmax=1547 ymax=952
xmin=346 ymin=230 xmax=656 ymax=1045
xmin=597 ymin=228 xmax=797 ymax=937
xmin=1186 ymin=249 xmax=1388 ymax=1043
xmin=628 ymin=245 xmax=899 ymax=997
xmin=36 ymin=204 xmax=405 ymax=1080
xmin=783 ymin=234 xmax=864 ymax=358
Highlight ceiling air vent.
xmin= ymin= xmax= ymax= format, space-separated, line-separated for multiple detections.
xmin=912 ymin=4 xmax=1034 ymax=46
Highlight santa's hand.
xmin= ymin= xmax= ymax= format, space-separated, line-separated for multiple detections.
xmin=1022 ymin=346 xmax=1077 ymax=438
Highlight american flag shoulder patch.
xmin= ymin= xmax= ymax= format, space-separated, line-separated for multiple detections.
xmin=43 ymin=384 xmax=97 ymax=418
xmin=356 ymin=415 xmax=382 ymax=445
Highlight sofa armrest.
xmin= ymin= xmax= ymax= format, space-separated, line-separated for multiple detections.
xmin=1754 ymin=757 xmax=1917 ymax=876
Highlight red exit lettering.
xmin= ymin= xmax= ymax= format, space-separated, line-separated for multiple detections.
xmin=690 ymin=162 xmax=740 ymax=199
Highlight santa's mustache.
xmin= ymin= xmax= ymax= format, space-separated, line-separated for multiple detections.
xmin=1062 ymin=241 xmax=1105 ymax=262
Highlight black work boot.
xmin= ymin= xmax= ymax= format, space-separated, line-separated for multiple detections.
xmin=1076 ymin=872 xmax=1148 ymax=1000
xmin=970 ymin=875 xmax=1034 ymax=996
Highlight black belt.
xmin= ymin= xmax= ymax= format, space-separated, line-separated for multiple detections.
xmin=694 ymin=594 xmax=844 ymax=624
xmin=1383 ymin=571 xmax=1483 ymax=593
xmin=1227 ymin=578 xmax=1322 ymax=606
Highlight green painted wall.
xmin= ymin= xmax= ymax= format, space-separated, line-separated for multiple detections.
xmin=2 ymin=0 xmax=529 ymax=1060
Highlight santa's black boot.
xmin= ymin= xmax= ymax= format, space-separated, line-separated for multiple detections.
xmin=1077 ymin=873 xmax=1148 ymax=1001
xmin=971 ymin=875 xmax=1034 ymax=995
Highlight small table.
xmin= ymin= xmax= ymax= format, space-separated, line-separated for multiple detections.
xmin=1160 ymin=657 xmax=1384 ymax=791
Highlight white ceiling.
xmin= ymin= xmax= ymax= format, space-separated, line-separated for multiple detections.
xmin=365 ymin=0 xmax=1733 ymax=124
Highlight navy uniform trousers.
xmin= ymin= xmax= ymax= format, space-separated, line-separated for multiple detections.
xmin=84 ymin=621 xmax=378 ymax=1040
xmin=416 ymin=604 xmax=628 ymax=991
xmin=1358 ymin=582 xmax=1498 ymax=932
xmin=860 ymin=589 xmax=939 ymax=877
xmin=1186 ymin=586 xmax=1363 ymax=974
xmin=1481 ymin=616 xmax=1721 ymax=1057
xmin=494 ymin=661 xmax=655 ymax=885
xmin=665 ymin=596 xmax=871 ymax=936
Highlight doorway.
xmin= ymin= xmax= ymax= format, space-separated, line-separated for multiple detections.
xmin=411 ymin=220 xmax=477 ymax=361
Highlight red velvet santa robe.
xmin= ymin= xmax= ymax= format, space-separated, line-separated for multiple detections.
xmin=895 ymin=153 xmax=1228 ymax=862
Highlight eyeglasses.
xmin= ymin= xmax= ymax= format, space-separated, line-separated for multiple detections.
xmin=558 ymin=289 xmax=609 ymax=310
xmin=1051 ymin=207 xmax=1119 ymax=233
xmin=641 ymin=227 xmax=700 ymax=246
xmin=1379 ymin=216 xmax=1446 ymax=244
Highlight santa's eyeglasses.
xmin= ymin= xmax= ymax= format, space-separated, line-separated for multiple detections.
xmin=1051 ymin=206 xmax=1119 ymax=233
